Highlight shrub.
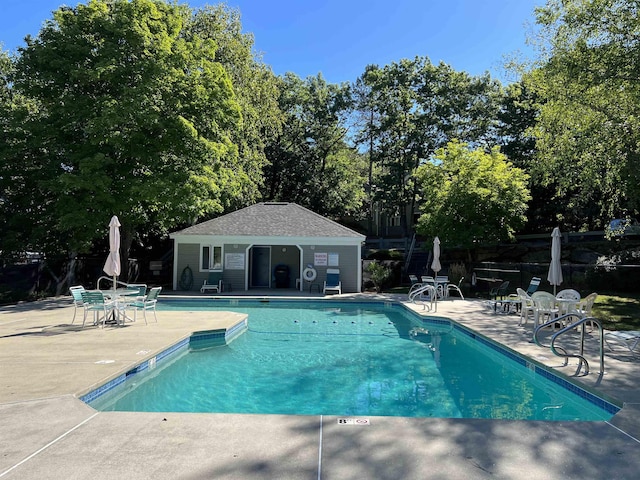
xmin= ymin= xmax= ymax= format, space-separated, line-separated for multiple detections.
xmin=366 ymin=262 xmax=392 ymax=293
xmin=367 ymin=249 xmax=404 ymax=261
xmin=448 ymin=262 xmax=468 ymax=285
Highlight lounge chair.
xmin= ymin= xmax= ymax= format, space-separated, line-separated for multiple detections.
xmin=505 ymin=278 xmax=540 ymax=315
xmin=323 ymin=268 xmax=342 ymax=295
xmin=604 ymin=330 xmax=640 ymax=354
xmin=486 ymin=281 xmax=510 ymax=312
xmin=80 ymin=290 xmax=116 ymax=328
xmin=524 ymin=277 xmax=541 ymax=295
xmin=201 ymin=271 xmax=223 ymax=293
xmin=128 ymin=286 xmax=161 ymax=324
xmin=489 ymin=281 xmax=510 ymax=301
xmin=69 ymin=285 xmax=86 ymax=324
xmin=435 ymin=276 xmax=449 ymax=298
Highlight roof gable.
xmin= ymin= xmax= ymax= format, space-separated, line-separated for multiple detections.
xmin=171 ymin=203 xmax=365 ymax=239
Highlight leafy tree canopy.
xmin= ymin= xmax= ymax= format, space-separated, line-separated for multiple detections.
xmin=1 ymin=0 xmax=250 ymax=265
xmin=415 ymin=140 xmax=531 ymax=253
xmin=528 ymin=0 xmax=640 ymax=229
xmin=262 ymin=72 xmax=366 ymax=218
xmin=352 ymin=57 xmax=504 ymax=236
xmin=188 ymin=4 xmax=283 ymax=211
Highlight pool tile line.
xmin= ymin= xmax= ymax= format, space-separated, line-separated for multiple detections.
xmin=162 ymin=298 xmax=396 ymax=311
xmin=80 ymin=301 xmax=620 ymax=417
xmin=225 ymin=317 xmax=248 ymax=341
xmin=410 ymin=306 xmax=622 ymax=416
xmin=80 ymin=318 xmax=248 ymax=405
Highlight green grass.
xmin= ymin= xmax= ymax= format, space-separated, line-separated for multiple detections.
xmin=592 ymin=293 xmax=640 ymax=331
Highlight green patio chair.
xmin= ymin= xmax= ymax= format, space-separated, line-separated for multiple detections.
xmin=128 ymin=286 xmax=161 ymax=324
xmin=69 ymin=285 xmax=86 ymax=324
xmin=80 ymin=290 xmax=116 ymax=328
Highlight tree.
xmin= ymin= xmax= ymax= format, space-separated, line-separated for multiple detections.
xmin=496 ymin=80 xmax=558 ymax=233
xmin=351 ymin=65 xmax=385 ymax=234
xmin=415 ymin=140 xmax=530 ymax=258
xmin=0 ymin=47 xmax=54 ymax=259
xmin=353 ymin=57 xmax=504 ymax=237
xmin=188 ymin=4 xmax=283 ymax=210
xmin=527 ymin=0 xmax=640 ymax=230
xmin=262 ymin=73 xmax=366 ymax=218
xmin=2 ymin=0 xmax=250 ymax=288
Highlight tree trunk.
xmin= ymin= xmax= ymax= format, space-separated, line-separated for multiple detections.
xmin=50 ymin=253 xmax=77 ymax=296
xmin=121 ymin=229 xmax=134 ymax=283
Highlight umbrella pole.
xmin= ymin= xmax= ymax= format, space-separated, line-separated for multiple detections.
xmin=433 ymin=274 xmax=438 ymax=312
xmin=112 ymin=275 xmax=117 ymax=323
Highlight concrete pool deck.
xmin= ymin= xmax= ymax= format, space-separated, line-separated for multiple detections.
xmin=1 ymin=293 xmax=639 ymax=479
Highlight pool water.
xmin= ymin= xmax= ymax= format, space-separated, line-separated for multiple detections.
xmin=90 ymin=302 xmax=617 ymax=421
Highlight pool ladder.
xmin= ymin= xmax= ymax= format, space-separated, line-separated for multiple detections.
xmin=533 ymin=313 xmax=605 ymax=376
xmin=97 ymin=275 xmax=130 ymax=290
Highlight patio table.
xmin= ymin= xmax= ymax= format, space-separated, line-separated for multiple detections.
xmin=555 ymin=297 xmax=580 ymax=314
xmin=101 ymin=288 xmax=140 ymax=325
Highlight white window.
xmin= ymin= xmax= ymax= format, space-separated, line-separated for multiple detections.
xmin=201 ymin=245 xmax=223 ymax=271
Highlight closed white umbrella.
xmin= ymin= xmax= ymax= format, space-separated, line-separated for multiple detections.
xmin=431 ymin=236 xmax=441 ymax=276
xmin=103 ymin=215 xmax=121 ymax=291
xmin=431 ymin=236 xmax=442 ymax=311
xmin=547 ymin=227 xmax=563 ymax=295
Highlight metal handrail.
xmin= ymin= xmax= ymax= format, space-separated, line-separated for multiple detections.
xmin=408 ymin=283 xmax=436 ymax=311
xmin=96 ymin=275 xmax=129 ymax=291
xmin=533 ymin=313 xmax=604 ymax=375
xmin=533 ymin=313 xmax=579 ymax=348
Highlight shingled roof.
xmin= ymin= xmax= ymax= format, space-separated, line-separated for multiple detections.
xmin=171 ymin=202 xmax=365 ymax=239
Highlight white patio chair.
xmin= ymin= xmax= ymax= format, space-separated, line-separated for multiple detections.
xmin=516 ymin=288 xmax=535 ymax=326
xmin=446 ymin=277 xmax=465 ymax=300
xmin=531 ymin=291 xmax=560 ymax=330
xmin=556 ymin=289 xmax=581 ymax=316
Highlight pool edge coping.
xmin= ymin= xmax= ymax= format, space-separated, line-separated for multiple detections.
xmin=79 ymin=299 xmax=622 ymax=419
xmin=76 ymin=315 xmax=248 ymax=404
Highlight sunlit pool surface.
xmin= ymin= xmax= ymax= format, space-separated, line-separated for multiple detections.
xmin=88 ymin=300 xmax=618 ymax=421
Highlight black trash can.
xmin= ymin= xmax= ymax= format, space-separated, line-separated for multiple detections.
xmin=274 ymin=264 xmax=290 ymax=288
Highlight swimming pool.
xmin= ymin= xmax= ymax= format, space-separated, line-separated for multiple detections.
xmin=86 ymin=300 xmax=619 ymax=421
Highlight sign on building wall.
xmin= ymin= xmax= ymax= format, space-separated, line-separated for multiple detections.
xmin=225 ymin=253 xmax=245 ymax=270
xmin=314 ymin=252 xmax=328 ymax=266
xmin=328 ymin=253 xmax=339 ymax=266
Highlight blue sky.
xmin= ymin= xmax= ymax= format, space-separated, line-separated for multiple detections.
xmin=1 ymin=0 xmax=545 ymax=84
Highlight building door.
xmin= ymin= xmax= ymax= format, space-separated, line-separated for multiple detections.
xmin=251 ymin=246 xmax=271 ymax=288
